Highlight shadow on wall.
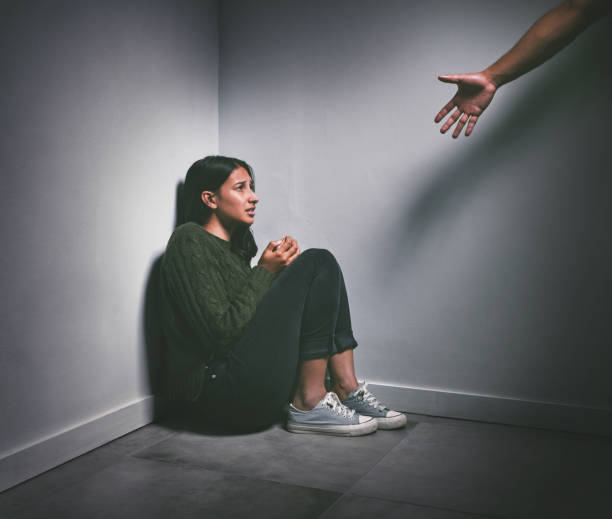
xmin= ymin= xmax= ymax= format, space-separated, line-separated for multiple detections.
xmin=142 ymin=181 xmax=185 ymax=421
xmin=387 ymin=31 xmax=609 ymax=276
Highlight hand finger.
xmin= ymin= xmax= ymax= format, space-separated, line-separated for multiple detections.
xmin=283 ymin=236 xmax=296 ymax=249
xmin=452 ymin=113 xmax=469 ymax=139
xmin=437 ymin=74 xmax=460 ymax=84
xmin=465 ymin=115 xmax=478 ymax=137
xmin=440 ymin=109 xmax=462 ymax=134
xmin=286 ymin=247 xmax=301 ymax=265
xmin=434 ymin=100 xmax=455 ymax=123
xmin=276 ymin=240 xmax=296 ymax=256
xmin=280 ymin=238 xmax=295 ymax=252
xmin=283 ymin=242 xmax=299 ymax=260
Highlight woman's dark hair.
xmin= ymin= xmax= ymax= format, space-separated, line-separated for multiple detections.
xmin=182 ymin=155 xmax=257 ymax=261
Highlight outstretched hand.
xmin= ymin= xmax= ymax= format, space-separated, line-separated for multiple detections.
xmin=434 ymin=72 xmax=497 ymax=138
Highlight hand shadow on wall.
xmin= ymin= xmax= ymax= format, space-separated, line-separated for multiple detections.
xmin=386 ymin=31 xmax=609 ymax=279
xmin=142 ymin=181 xmax=246 ymax=435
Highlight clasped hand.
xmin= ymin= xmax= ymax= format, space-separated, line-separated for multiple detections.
xmin=258 ymin=235 xmax=300 ymax=273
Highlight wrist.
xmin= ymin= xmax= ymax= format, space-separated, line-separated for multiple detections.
xmin=257 ymin=261 xmax=276 ymax=274
xmin=481 ymin=67 xmax=504 ymax=90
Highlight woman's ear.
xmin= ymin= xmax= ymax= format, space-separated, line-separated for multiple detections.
xmin=201 ymin=190 xmax=217 ymax=210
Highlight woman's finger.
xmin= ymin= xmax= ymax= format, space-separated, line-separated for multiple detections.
xmin=277 ymin=236 xmax=293 ymax=252
xmin=281 ymin=242 xmax=299 ymax=260
xmin=287 ymin=247 xmax=301 ymax=265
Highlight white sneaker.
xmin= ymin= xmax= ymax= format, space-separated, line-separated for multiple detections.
xmin=286 ymin=392 xmax=377 ymax=436
xmin=342 ymin=383 xmax=407 ymax=430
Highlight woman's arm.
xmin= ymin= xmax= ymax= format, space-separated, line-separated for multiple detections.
xmin=165 ymin=234 xmax=277 ymax=351
xmin=435 ymin=0 xmax=610 ymax=138
xmin=165 ymin=231 xmax=300 ymax=351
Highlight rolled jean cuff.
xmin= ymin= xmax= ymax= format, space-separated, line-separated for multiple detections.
xmin=299 ymin=332 xmax=358 ymax=360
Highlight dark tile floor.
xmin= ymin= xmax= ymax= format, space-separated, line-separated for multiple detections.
xmin=1 ymin=412 xmax=610 ymax=519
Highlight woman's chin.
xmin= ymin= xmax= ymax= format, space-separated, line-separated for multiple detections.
xmin=238 ymin=217 xmax=254 ymax=227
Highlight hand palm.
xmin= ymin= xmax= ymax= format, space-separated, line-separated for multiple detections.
xmin=453 ymin=76 xmax=494 ymax=114
xmin=435 ymin=73 xmax=497 ymax=137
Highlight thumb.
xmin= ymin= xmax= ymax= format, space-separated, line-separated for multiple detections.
xmin=438 ymin=74 xmax=461 ymax=84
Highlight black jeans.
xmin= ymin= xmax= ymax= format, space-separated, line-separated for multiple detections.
xmin=198 ymin=248 xmax=357 ymax=429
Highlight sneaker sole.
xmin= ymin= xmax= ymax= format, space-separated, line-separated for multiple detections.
xmin=375 ymin=413 xmax=408 ymax=430
xmin=286 ymin=418 xmax=377 ymax=437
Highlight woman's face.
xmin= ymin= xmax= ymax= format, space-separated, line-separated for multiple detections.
xmin=212 ymin=166 xmax=259 ymax=229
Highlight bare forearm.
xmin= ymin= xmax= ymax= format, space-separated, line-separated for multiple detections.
xmin=484 ymin=0 xmax=606 ymax=87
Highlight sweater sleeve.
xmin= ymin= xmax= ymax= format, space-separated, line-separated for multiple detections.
xmin=165 ymin=232 xmax=276 ymax=352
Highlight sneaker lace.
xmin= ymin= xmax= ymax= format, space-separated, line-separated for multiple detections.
xmin=325 ymin=393 xmax=355 ymax=419
xmin=355 ymin=383 xmax=387 ymax=412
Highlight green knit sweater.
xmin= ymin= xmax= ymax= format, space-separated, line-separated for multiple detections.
xmin=159 ymin=222 xmax=276 ymax=401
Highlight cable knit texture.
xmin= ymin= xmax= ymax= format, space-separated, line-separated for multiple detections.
xmin=160 ymin=222 xmax=276 ymax=401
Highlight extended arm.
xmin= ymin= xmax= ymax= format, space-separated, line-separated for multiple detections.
xmin=435 ymin=0 xmax=610 ymax=138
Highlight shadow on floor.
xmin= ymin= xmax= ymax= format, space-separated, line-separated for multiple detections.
xmin=157 ymin=400 xmax=285 ymax=436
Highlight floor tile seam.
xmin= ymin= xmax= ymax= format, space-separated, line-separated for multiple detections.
xmin=337 ymin=426 xmax=419 ymax=497
xmin=314 ymin=490 xmax=349 ymax=518
xmin=123 ymin=430 xmax=180 ymax=457
xmin=341 ymin=491 xmax=504 ymax=519
xmin=130 ymin=452 xmax=351 ymax=493
xmin=341 ymin=424 xmax=505 ymax=519
xmin=1 ymin=459 xmax=343 ymax=519
xmin=128 ymin=455 xmax=346 ymax=500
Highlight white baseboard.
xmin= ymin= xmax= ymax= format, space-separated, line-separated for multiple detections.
xmin=368 ymin=383 xmax=612 ymax=436
xmin=0 ymin=396 xmax=154 ymax=493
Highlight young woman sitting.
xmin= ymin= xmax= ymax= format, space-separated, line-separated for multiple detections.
xmin=159 ymin=155 xmax=406 ymax=436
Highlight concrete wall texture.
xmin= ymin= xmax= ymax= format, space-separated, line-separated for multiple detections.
xmin=1 ymin=0 xmax=611 ymax=489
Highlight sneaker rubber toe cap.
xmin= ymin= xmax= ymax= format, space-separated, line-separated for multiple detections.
xmin=358 ymin=414 xmax=375 ymax=424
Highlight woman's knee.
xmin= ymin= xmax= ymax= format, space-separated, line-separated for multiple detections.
xmin=299 ymin=248 xmax=338 ymax=268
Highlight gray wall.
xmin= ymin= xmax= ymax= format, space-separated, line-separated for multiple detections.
xmin=0 ymin=0 xmax=219 ymax=459
xmin=219 ymin=1 xmax=612 ymax=410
